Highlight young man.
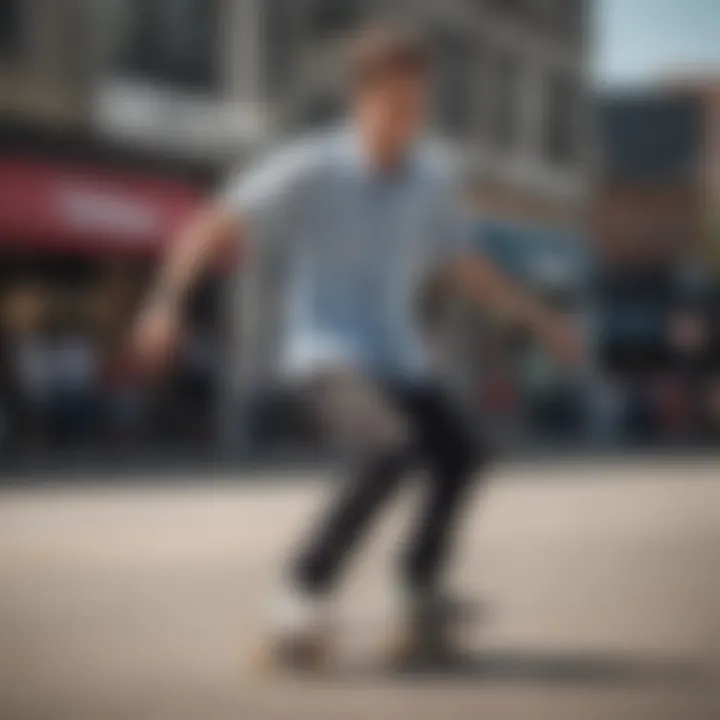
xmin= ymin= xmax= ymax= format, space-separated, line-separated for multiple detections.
xmin=134 ymin=26 xmax=582 ymax=665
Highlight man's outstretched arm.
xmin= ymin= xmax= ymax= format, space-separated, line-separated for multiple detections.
xmin=448 ymin=254 xmax=584 ymax=365
xmin=133 ymin=203 xmax=241 ymax=369
xmin=133 ymin=139 xmax=320 ymax=370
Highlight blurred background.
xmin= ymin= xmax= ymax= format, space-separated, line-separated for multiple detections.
xmin=1 ymin=4 xmax=720 ymax=720
xmin=1 ymin=0 xmax=719 ymax=467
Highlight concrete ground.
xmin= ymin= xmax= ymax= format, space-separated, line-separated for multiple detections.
xmin=0 ymin=459 xmax=719 ymax=720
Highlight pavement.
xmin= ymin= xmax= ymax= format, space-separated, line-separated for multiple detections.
xmin=0 ymin=459 xmax=719 ymax=719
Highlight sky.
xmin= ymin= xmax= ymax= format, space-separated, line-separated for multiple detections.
xmin=595 ymin=0 xmax=720 ymax=85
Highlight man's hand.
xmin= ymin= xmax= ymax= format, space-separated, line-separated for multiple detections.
xmin=448 ymin=255 xmax=587 ymax=367
xmin=131 ymin=203 xmax=239 ymax=373
xmin=132 ymin=297 xmax=183 ymax=373
xmin=538 ymin=316 xmax=586 ymax=367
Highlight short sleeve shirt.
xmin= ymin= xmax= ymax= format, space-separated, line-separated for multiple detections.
xmin=222 ymin=126 xmax=470 ymax=385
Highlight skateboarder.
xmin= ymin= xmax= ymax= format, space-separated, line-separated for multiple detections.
xmin=133 ymin=24 xmax=583 ymax=667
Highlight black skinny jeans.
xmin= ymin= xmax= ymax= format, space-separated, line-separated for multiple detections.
xmin=291 ymin=370 xmax=488 ymax=595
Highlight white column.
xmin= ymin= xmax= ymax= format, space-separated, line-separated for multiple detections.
xmin=222 ymin=0 xmax=263 ymax=102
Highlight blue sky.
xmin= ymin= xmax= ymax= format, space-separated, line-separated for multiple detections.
xmin=595 ymin=0 xmax=720 ymax=85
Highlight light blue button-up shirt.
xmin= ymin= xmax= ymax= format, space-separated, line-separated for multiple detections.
xmin=223 ymin=126 xmax=469 ymax=383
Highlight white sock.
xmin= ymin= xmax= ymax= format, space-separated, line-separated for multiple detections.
xmin=271 ymin=585 xmax=330 ymax=637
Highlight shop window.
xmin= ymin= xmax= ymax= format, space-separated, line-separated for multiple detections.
xmin=113 ymin=0 xmax=220 ymax=93
xmin=489 ymin=52 xmax=522 ymax=151
xmin=542 ymin=71 xmax=581 ymax=167
xmin=264 ymin=0 xmax=297 ymax=99
xmin=435 ymin=28 xmax=475 ymax=137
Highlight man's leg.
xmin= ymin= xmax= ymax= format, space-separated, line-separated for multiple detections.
xmin=293 ymin=443 xmax=408 ymax=593
xmin=289 ymin=368 xmax=414 ymax=593
xmin=395 ymin=386 xmax=487 ymax=645
xmin=260 ymin=369 xmax=415 ymax=669
xmin=403 ymin=447 xmax=478 ymax=593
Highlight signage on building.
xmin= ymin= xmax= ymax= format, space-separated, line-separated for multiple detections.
xmin=94 ymin=82 xmax=268 ymax=158
xmin=0 ymin=160 xmax=202 ymax=256
xmin=56 ymin=185 xmax=162 ymax=242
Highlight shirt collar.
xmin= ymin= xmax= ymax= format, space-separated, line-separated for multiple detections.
xmin=337 ymin=122 xmax=420 ymax=183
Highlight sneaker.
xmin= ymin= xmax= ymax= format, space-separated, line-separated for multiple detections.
xmin=253 ymin=586 xmax=334 ymax=674
xmin=387 ymin=588 xmax=482 ymax=666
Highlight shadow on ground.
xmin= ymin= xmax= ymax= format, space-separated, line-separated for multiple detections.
xmin=329 ymin=648 xmax=716 ymax=688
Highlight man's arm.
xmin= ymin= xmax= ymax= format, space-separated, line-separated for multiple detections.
xmin=448 ymin=254 xmax=584 ymax=365
xmin=151 ymin=203 xmax=239 ymax=309
xmin=133 ymin=137 xmax=318 ymax=370
xmin=133 ymin=203 xmax=241 ymax=369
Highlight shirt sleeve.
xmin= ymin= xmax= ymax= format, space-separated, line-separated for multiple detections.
xmin=434 ymin=178 xmax=473 ymax=262
xmin=220 ymin=139 xmax=321 ymax=242
xmin=432 ymin=163 xmax=474 ymax=263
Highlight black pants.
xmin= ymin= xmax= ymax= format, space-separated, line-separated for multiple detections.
xmin=291 ymin=369 xmax=487 ymax=595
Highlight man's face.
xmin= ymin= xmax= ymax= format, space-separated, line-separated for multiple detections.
xmin=354 ymin=74 xmax=429 ymax=160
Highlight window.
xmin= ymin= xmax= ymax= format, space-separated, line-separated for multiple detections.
xmin=543 ymin=72 xmax=581 ymax=166
xmin=489 ymin=53 xmax=521 ymax=150
xmin=435 ymin=29 xmax=475 ymax=136
xmin=308 ymin=0 xmax=364 ymax=40
xmin=0 ymin=0 xmax=25 ymax=60
xmin=113 ymin=0 xmax=220 ymax=92
xmin=296 ymin=93 xmax=343 ymax=129
xmin=264 ymin=0 xmax=297 ymax=99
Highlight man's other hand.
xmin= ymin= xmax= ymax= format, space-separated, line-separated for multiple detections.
xmin=132 ymin=298 xmax=183 ymax=373
xmin=540 ymin=318 xmax=587 ymax=368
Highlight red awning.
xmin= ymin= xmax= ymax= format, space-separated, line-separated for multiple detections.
xmin=0 ymin=159 xmax=205 ymax=257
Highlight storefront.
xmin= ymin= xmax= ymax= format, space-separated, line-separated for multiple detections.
xmin=0 ymin=157 xmax=207 ymax=337
xmin=0 ymin=155 xmax=218 ymax=451
xmin=0 ymin=158 xmax=202 ymax=253
xmin=591 ymin=263 xmax=720 ymax=443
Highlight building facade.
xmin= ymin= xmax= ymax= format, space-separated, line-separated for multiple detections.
xmin=593 ymin=88 xmax=720 ymax=442
xmin=594 ymin=92 xmax=709 ymax=381
xmin=0 ymin=0 xmax=593 ymax=451
xmin=666 ymin=79 xmax=720 ymax=275
xmin=0 ymin=0 xmax=228 ymax=453
xmin=0 ymin=1 xmax=90 ymax=127
xmin=595 ymin=94 xmax=703 ymax=269
xmin=1 ymin=0 xmax=592 ymax=232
